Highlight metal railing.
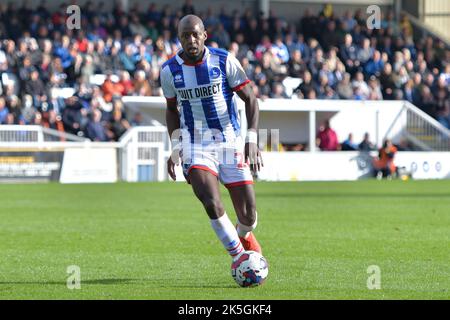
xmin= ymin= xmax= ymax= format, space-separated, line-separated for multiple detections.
xmin=385 ymin=101 xmax=450 ymax=151
xmin=0 ymin=125 xmax=87 ymax=143
xmin=119 ymin=126 xmax=169 ymax=182
xmin=0 ymin=125 xmax=170 ymax=182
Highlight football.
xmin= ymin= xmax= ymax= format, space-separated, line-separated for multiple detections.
xmin=231 ymin=251 xmax=269 ymax=287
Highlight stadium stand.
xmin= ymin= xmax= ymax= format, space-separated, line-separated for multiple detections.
xmin=0 ymin=0 xmax=448 ymax=145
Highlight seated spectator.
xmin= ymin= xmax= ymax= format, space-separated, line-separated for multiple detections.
xmin=316 ymin=74 xmax=330 ymax=98
xmin=33 ymin=111 xmax=43 ymax=126
xmin=305 ymin=88 xmax=317 ymax=99
xmin=379 ymin=63 xmax=396 ymax=100
xmin=368 ymin=76 xmax=383 ymax=100
xmin=129 ymin=14 xmax=149 ymax=38
xmin=18 ymin=55 xmax=34 ymax=86
xmin=109 ymin=108 xmax=130 ymax=141
xmin=417 ymin=85 xmax=436 ymax=116
xmin=359 ymin=132 xmax=375 ymax=151
xmin=341 ymin=133 xmax=358 ymax=151
xmin=253 ymin=66 xmax=271 ymax=99
xmin=148 ymin=68 xmax=162 ymax=96
xmin=90 ymin=16 xmax=108 ymax=41
xmin=325 ymin=47 xmax=341 ymax=73
xmin=104 ymin=44 xmax=124 ymax=73
xmin=102 ymin=73 xmax=122 ymax=102
xmin=441 ymin=65 xmax=450 ymax=85
xmin=118 ymin=71 xmax=135 ymax=96
xmin=42 ymin=110 xmax=65 ymax=135
xmin=403 ymin=79 xmax=415 ymax=103
xmin=4 ymin=113 xmax=16 ymax=124
xmin=90 ymin=86 xmax=112 ymax=115
xmin=131 ymin=112 xmax=145 ymax=126
xmin=320 ymin=20 xmax=340 ymax=52
xmin=6 ymin=95 xmax=25 ymax=125
xmin=295 ymin=34 xmax=311 ymax=63
xmin=353 ymin=86 xmax=365 ymax=100
xmin=241 ymin=57 xmax=255 ymax=81
xmin=133 ymin=70 xmax=152 ymax=96
xmin=393 ymin=50 xmax=405 ymax=72
xmin=24 ymin=68 xmax=47 ymax=110
xmin=393 ymin=66 xmax=410 ymax=89
xmin=62 ymin=96 xmax=88 ymax=136
xmin=342 ymin=10 xmax=357 ymax=31
xmin=213 ymin=24 xmax=231 ymax=49
xmin=75 ymin=30 xmax=89 ymax=53
xmin=254 ymin=35 xmax=272 ymax=61
xmin=270 ymin=82 xmax=288 ymax=99
xmin=288 ymin=50 xmax=307 ymax=78
xmin=53 ymin=35 xmax=73 ymax=69
xmin=119 ymin=44 xmax=137 ymax=74
xmin=80 ymin=55 xmax=95 ymax=85
xmin=261 ymin=51 xmax=285 ymax=84
xmin=39 ymin=54 xmax=52 ymax=83
xmin=85 ymin=109 xmax=110 ymax=141
xmin=337 ymin=73 xmax=353 ymax=99
xmin=352 ymin=71 xmax=370 ymax=99
xmin=434 ymin=85 xmax=450 ymax=128
xmin=233 ymin=33 xmax=251 ymax=61
xmin=271 ymin=36 xmax=290 ymax=64
xmin=0 ymin=97 xmax=9 ymax=124
xmin=340 ymin=33 xmax=359 ymax=73
xmin=322 ymin=85 xmax=339 ymax=100
xmin=296 ymin=70 xmax=314 ymax=98
xmin=357 ymin=38 xmax=373 ymax=65
xmin=316 ymin=120 xmax=338 ymax=151
xmin=309 ymin=47 xmax=325 ymax=76
xmin=134 ymin=44 xmax=152 ymax=65
xmin=300 ymin=8 xmax=318 ymax=41
xmin=364 ymin=50 xmax=384 ymax=78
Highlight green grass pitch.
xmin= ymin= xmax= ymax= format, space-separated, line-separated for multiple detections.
xmin=0 ymin=180 xmax=449 ymax=299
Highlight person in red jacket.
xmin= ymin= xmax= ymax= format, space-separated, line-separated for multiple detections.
xmin=102 ymin=73 xmax=122 ymax=102
xmin=316 ymin=120 xmax=339 ymax=151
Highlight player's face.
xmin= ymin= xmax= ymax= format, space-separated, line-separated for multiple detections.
xmin=178 ymin=23 xmax=207 ymax=61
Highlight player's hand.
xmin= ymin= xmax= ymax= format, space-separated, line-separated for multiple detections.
xmin=167 ymin=157 xmax=177 ymax=181
xmin=245 ymin=142 xmax=263 ymax=174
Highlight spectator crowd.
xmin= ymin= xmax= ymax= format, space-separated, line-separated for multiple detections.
xmin=0 ymin=0 xmax=448 ymax=143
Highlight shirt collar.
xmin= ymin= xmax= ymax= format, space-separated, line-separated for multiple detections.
xmin=176 ymin=46 xmax=210 ymax=65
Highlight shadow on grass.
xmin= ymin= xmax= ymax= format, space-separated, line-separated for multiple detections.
xmin=0 ymin=278 xmax=137 ymax=286
xmin=0 ymin=278 xmax=238 ymax=289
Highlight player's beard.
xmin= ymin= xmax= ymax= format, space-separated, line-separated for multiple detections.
xmin=185 ymin=46 xmax=204 ymax=63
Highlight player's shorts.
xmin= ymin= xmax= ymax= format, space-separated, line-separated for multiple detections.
xmin=181 ymin=142 xmax=253 ymax=188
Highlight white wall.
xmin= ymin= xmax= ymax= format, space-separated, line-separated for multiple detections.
xmin=124 ymin=97 xmax=407 ymax=149
xmin=258 ymin=151 xmax=450 ymax=181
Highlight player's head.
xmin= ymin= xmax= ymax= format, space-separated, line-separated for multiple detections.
xmin=383 ymin=139 xmax=393 ymax=148
xmin=177 ymin=15 xmax=207 ymax=61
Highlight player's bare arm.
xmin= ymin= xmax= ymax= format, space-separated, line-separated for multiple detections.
xmin=236 ymin=84 xmax=264 ymax=174
xmin=166 ymin=98 xmax=180 ymax=181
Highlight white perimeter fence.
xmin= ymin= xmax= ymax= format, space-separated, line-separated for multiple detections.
xmin=1 ymin=98 xmax=450 ymax=183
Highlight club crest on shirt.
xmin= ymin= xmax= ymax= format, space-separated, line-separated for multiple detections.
xmin=209 ymin=67 xmax=221 ymax=79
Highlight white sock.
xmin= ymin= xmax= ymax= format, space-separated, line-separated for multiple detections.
xmin=210 ymin=212 xmax=244 ymax=258
xmin=237 ymin=212 xmax=258 ymax=239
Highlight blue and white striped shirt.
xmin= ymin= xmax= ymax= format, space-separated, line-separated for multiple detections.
xmin=161 ymin=47 xmax=250 ymax=144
